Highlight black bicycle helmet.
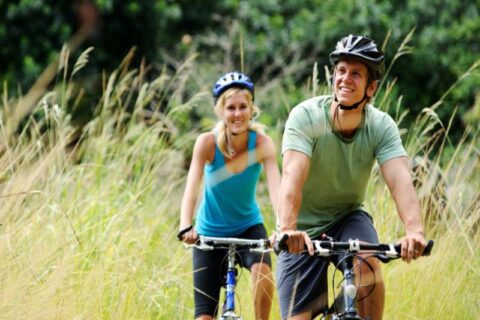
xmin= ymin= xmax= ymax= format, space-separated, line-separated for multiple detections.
xmin=212 ymin=71 xmax=255 ymax=102
xmin=330 ymin=34 xmax=385 ymax=80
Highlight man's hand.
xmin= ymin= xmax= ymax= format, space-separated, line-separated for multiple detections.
xmin=279 ymin=230 xmax=315 ymax=256
xmin=399 ymin=231 xmax=426 ymax=263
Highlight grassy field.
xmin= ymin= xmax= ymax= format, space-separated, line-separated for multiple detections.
xmin=0 ymin=49 xmax=479 ymax=319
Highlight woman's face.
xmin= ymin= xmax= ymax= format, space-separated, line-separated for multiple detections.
xmin=222 ymin=90 xmax=253 ymax=135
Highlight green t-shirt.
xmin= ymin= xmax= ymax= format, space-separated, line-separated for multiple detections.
xmin=282 ymin=95 xmax=407 ymax=237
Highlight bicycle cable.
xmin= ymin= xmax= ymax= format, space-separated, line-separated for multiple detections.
xmin=331 ymin=252 xmax=376 ymax=312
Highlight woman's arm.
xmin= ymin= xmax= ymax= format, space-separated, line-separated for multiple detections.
xmin=179 ymin=133 xmax=214 ymax=243
xmin=257 ymin=134 xmax=281 ymax=214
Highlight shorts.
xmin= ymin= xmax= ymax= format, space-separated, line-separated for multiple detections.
xmin=193 ymin=223 xmax=272 ymax=318
xmin=275 ymin=210 xmax=378 ymax=319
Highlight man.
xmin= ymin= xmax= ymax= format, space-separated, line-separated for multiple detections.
xmin=275 ymin=34 xmax=427 ymax=320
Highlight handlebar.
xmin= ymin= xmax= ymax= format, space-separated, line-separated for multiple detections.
xmin=188 ymin=235 xmax=272 ymax=253
xmin=274 ymin=234 xmax=434 ymax=263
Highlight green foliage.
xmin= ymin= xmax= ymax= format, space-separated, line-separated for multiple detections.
xmin=0 ymin=0 xmax=222 ymax=88
xmin=1 ymin=0 xmax=479 ymax=139
xmin=380 ymin=0 xmax=480 ymax=137
xmin=173 ymin=0 xmax=479 ymax=139
xmin=0 ymin=1 xmax=73 ymax=88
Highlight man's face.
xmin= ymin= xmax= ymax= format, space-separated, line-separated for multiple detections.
xmin=333 ymin=59 xmax=377 ymax=106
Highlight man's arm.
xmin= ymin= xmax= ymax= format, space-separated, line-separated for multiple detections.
xmin=380 ymin=156 xmax=426 ymax=263
xmin=278 ymin=150 xmax=315 ymax=255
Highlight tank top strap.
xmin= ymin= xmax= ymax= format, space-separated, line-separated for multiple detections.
xmin=211 ymin=129 xmax=225 ymax=168
xmin=247 ymin=130 xmax=258 ymax=166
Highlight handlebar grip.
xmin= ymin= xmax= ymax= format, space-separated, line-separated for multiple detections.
xmin=393 ymin=239 xmax=435 ymax=256
xmin=176 ymin=225 xmax=193 ymax=241
xmin=422 ymin=240 xmax=434 ymax=256
xmin=273 ymin=234 xmax=289 ymax=254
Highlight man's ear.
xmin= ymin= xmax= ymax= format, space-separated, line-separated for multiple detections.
xmin=366 ymin=80 xmax=379 ymax=98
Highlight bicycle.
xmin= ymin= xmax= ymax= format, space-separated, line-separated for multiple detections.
xmin=188 ymin=235 xmax=272 ymax=320
xmin=275 ymin=235 xmax=434 ymax=320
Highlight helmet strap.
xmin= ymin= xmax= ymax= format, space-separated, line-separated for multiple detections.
xmin=334 ymin=88 xmax=369 ymax=110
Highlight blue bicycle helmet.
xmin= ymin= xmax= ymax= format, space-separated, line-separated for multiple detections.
xmin=330 ymin=34 xmax=385 ymax=80
xmin=212 ymin=72 xmax=255 ymax=102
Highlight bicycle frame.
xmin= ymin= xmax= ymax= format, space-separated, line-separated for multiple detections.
xmin=330 ymin=257 xmax=362 ymax=320
xmin=223 ymin=244 xmax=240 ymax=319
xmin=190 ymin=236 xmax=272 ymax=320
xmin=323 ymin=255 xmax=363 ymax=320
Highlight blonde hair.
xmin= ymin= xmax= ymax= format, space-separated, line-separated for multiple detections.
xmin=213 ymin=88 xmax=265 ymax=159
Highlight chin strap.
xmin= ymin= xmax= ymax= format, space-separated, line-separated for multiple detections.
xmin=334 ymin=91 xmax=368 ymax=110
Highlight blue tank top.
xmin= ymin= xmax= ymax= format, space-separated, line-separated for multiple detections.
xmin=195 ymin=130 xmax=263 ymax=236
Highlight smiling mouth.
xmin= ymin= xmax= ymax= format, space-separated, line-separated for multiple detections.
xmin=339 ymin=86 xmax=354 ymax=93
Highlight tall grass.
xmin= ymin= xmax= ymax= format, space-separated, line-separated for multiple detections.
xmin=0 ymin=49 xmax=200 ymax=319
xmin=0 ymin=42 xmax=479 ymax=320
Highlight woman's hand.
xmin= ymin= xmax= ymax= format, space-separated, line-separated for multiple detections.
xmin=177 ymin=225 xmax=198 ymax=244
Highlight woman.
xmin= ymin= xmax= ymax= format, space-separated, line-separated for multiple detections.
xmin=178 ymin=71 xmax=280 ymax=320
